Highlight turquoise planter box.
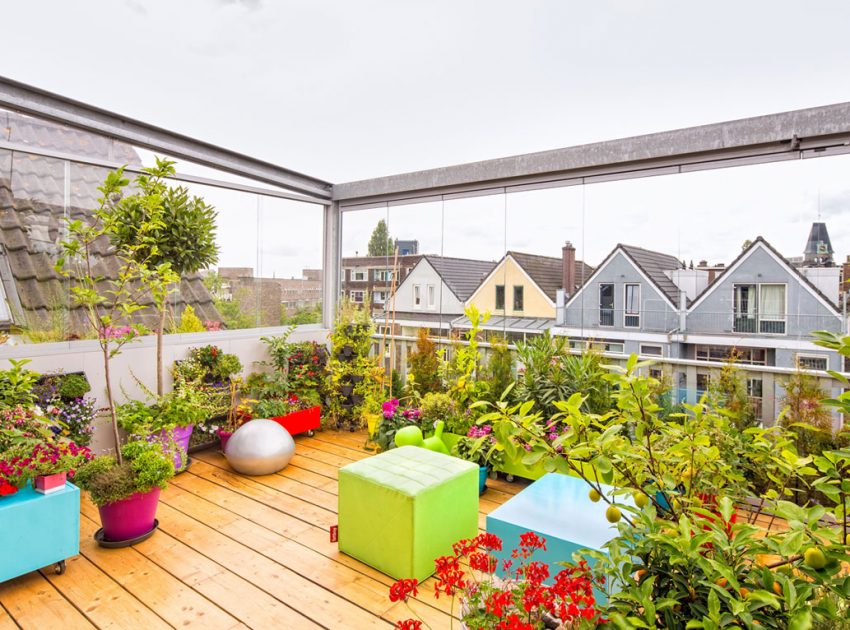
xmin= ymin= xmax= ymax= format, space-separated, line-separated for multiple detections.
xmin=486 ymin=473 xmax=627 ymax=604
xmin=0 ymin=482 xmax=80 ymax=583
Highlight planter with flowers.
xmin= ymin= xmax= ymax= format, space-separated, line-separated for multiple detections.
xmin=375 ymin=398 xmax=422 ymax=451
xmin=0 ymin=425 xmax=93 ymax=581
xmin=34 ymin=372 xmax=97 ymax=447
xmin=250 ymin=394 xmax=321 ymax=437
xmin=452 ymin=424 xmax=505 ymax=495
xmin=117 ymin=375 xmax=214 ymax=472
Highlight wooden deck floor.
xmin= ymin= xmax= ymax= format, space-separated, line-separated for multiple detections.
xmin=0 ymin=431 xmax=526 ymax=629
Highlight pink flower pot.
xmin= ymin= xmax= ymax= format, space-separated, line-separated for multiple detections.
xmin=98 ymin=487 xmax=161 ymax=542
xmin=34 ymin=471 xmax=67 ymax=495
xmin=218 ymin=430 xmax=233 ymax=453
xmin=149 ymin=425 xmax=194 ymax=471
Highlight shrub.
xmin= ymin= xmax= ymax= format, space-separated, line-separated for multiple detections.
xmin=420 ymin=392 xmax=463 ymax=433
xmin=176 ymin=305 xmax=207 ymax=333
xmin=74 ymin=440 xmax=175 ymax=507
xmin=56 ymin=373 xmax=91 ymax=400
xmin=407 ymin=328 xmax=441 ymax=394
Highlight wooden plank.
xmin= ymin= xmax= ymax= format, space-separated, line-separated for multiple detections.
xmin=0 ymin=603 xmax=19 ymax=630
xmin=0 ymin=570 xmax=96 ymax=630
xmin=40 ymin=552 xmax=169 ymax=630
xmin=160 ymin=483 xmax=454 ymax=624
xmin=75 ymin=514 xmax=245 ymax=629
xmin=195 ymin=450 xmax=340 ymax=494
xmin=170 ymin=467 xmax=456 ymax=617
xmin=150 ymin=501 xmax=391 ymax=628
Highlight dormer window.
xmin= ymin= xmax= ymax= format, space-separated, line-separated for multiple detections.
xmin=624 ymin=283 xmax=640 ymax=327
xmin=733 ymin=283 xmax=786 ymax=334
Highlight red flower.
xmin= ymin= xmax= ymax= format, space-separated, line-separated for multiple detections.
xmin=389 ymin=578 xmax=418 ymax=602
xmin=478 ymin=532 xmax=503 ymax=551
xmin=469 ymin=551 xmax=497 ymax=573
xmin=395 ymin=621 xmax=422 ymax=630
xmin=0 ymin=481 xmax=18 ymax=496
xmin=485 ymin=590 xmax=514 ymax=617
xmin=496 ymin=613 xmax=534 ymax=630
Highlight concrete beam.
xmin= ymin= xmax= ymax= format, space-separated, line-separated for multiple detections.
xmin=0 ymin=75 xmax=333 ymax=200
xmin=333 ymin=102 xmax=850 ymax=207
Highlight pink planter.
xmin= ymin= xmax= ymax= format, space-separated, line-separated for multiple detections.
xmin=218 ymin=430 xmax=233 ymax=453
xmin=98 ymin=487 xmax=161 ymax=542
xmin=34 ymin=472 xmax=67 ymax=495
xmin=150 ymin=425 xmax=194 ymax=471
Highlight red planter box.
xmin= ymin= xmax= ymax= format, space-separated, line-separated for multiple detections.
xmin=35 ymin=472 xmax=67 ymax=495
xmin=271 ymin=406 xmax=321 ymax=436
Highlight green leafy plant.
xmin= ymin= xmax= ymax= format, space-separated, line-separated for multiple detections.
xmin=443 ymin=305 xmax=491 ymax=409
xmin=452 ymin=426 xmax=504 ymax=469
xmin=483 ymin=334 xmax=514 ymax=403
xmin=0 ymin=360 xmax=39 ymax=409
xmin=420 ymin=392 xmax=464 ymax=434
xmin=706 ymin=352 xmax=758 ymax=430
xmin=117 ymin=374 xmax=214 ymax=435
xmin=109 ymin=157 xmax=219 ymax=395
xmin=73 ymin=440 xmax=175 ymax=507
xmin=477 ymin=354 xmax=850 ymax=628
xmin=55 ymin=373 xmax=91 ymax=400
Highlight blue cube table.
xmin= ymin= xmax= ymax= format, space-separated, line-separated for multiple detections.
xmin=487 ymin=473 xmax=628 ymax=602
xmin=0 ymin=482 xmax=80 ymax=583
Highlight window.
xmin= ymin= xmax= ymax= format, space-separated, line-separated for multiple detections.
xmin=413 ymin=285 xmax=421 ymax=308
xmin=733 ymin=283 xmax=786 ymax=335
xmin=797 ymin=354 xmax=828 ymax=371
xmin=513 ymin=286 xmax=524 ymax=311
xmin=374 ymin=269 xmax=394 ymax=282
xmin=624 ymin=284 xmax=640 ymax=327
xmin=696 ymin=373 xmax=711 ymax=393
xmin=350 ymin=290 xmax=364 ymax=303
xmin=649 ymin=368 xmax=663 ymax=380
xmin=695 ymin=345 xmax=767 ymax=365
xmin=427 ymin=285 xmax=436 ymax=309
xmin=759 ymin=284 xmax=786 ymax=334
xmin=640 ymin=344 xmax=663 ymax=357
xmin=589 ymin=341 xmax=624 ymax=353
xmin=374 ymin=291 xmax=387 ymax=304
xmin=599 ymin=284 xmax=614 ymax=326
xmin=352 ymin=269 xmax=367 ymax=281
xmin=495 ymin=285 xmax=505 ymax=310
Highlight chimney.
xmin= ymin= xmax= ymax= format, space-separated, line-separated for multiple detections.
xmin=562 ymin=241 xmax=576 ymax=297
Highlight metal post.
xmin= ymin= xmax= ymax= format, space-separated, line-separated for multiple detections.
xmin=322 ymin=202 xmax=341 ymax=329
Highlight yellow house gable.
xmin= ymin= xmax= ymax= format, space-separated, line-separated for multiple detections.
xmin=465 ymin=256 xmax=555 ymax=319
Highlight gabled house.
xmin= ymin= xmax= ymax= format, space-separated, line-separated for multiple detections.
xmin=556 ymin=244 xmax=683 ymax=356
xmin=382 ymin=255 xmax=496 ymax=335
xmin=682 ymin=237 xmax=843 ymax=371
xmin=460 ymin=244 xmax=593 ymax=338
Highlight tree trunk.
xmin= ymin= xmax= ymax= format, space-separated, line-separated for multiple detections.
xmin=102 ymin=344 xmax=123 ymax=465
xmin=157 ymin=304 xmax=167 ymax=396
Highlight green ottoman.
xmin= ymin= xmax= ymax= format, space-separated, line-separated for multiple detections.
xmin=338 ymin=445 xmax=478 ymax=581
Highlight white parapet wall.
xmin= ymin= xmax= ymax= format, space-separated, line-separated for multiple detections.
xmin=0 ymin=325 xmax=330 ymax=453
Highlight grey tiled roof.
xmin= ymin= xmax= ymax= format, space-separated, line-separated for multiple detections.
xmin=423 ymin=255 xmax=496 ymax=301
xmin=0 ymin=110 xmax=221 ymax=334
xmin=619 ymin=244 xmax=683 ymax=306
xmin=507 ymin=251 xmax=593 ymax=301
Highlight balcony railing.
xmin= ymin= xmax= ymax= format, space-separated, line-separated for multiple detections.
xmin=559 ymin=307 xmax=842 ymax=338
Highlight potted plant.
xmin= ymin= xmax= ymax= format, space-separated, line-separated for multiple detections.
xmin=73 ymin=441 xmax=174 ymax=544
xmin=375 ymin=398 xmax=421 ymax=451
xmin=5 ymin=441 xmax=95 ymax=494
xmin=452 ymin=424 xmax=504 ymax=495
xmin=117 ymin=377 xmax=213 ymax=471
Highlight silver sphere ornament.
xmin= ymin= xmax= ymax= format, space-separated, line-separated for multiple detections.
xmin=225 ymin=419 xmax=295 ymax=475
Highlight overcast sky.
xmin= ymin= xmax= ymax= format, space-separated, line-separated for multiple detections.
xmin=5 ymin=1 xmax=850 ymax=275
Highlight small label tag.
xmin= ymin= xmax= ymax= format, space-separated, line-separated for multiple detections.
xmin=330 ymin=525 xmax=338 ymax=543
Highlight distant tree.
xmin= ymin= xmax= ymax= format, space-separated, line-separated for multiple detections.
xmin=408 ymin=328 xmax=442 ymax=394
xmin=742 ymin=239 xmax=753 ymax=251
xmin=367 ymin=219 xmax=394 ymax=256
xmin=483 ymin=335 xmax=514 ymax=401
xmin=706 ymin=352 xmax=757 ymax=430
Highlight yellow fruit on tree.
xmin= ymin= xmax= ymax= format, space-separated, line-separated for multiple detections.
xmin=804 ymin=547 xmax=827 ymax=570
xmin=606 ymin=505 xmax=622 ymax=523
xmin=715 ymin=577 xmax=728 ymax=588
xmin=772 ymin=581 xmax=782 ymax=596
xmin=588 ymin=488 xmax=601 ymax=503
xmin=739 ymin=587 xmax=750 ymax=599
xmin=633 ymin=492 xmax=649 ymax=509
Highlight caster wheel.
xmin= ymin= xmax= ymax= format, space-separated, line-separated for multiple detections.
xmin=306 ymin=430 xmax=315 ymax=437
xmin=488 ymin=471 xmax=499 ymax=480
xmin=505 ymin=474 xmax=515 ymax=483
xmin=55 ymin=560 xmax=66 ymax=575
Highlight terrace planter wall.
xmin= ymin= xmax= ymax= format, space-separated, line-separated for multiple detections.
xmin=1 ymin=482 xmax=79 ymax=581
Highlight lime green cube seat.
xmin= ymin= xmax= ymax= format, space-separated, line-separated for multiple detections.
xmin=338 ymin=445 xmax=479 ymax=581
